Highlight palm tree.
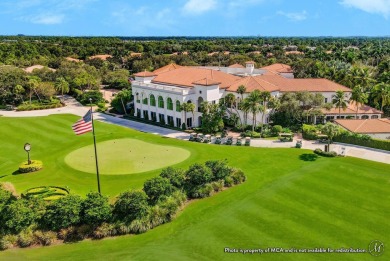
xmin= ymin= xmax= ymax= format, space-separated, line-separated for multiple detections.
xmin=27 ymin=76 xmax=41 ymax=104
xmin=321 ymin=122 xmax=341 ymax=150
xmin=224 ymin=93 xmax=235 ymax=113
xmin=260 ymin=91 xmax=271 ymax=133
xmin=332 ymin=90 xmax=348 ymax=119
xmin=236 ymin=85 xmax=246 ymax=102
xmin=55 ymin=77 xmax=70 ymax=102
xmin=350 ymin=86 xmax=368 ymax=119
xmin=246 ymin=90 xmax=264 ymax=132
xmin=240 ymin=99 xmax=251 ymax=130
xmin=372 ymin=82 xmax=390 ymax=112
xmin=181 ymin=102 xmax=195 ymax=129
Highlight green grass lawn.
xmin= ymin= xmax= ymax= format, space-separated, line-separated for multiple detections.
xmin=0 ymin=115 xmax=389 ymax=261
xmin=65 ymin=138 xmax=190 ymax=175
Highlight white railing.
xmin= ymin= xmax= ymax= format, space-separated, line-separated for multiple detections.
xmin=134 ymin=81 xmax=194 ymax=95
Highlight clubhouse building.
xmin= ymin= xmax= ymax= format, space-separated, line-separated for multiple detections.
xmin=132 ymin=63 xmax=382 ymax=128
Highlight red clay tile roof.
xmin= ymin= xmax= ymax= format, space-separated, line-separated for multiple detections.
xmin=65 ymin=57 xmax=82 ymax=62
xmin=153 ymin=63 xmax=182 ymax=74
xmin=227 ymin=76 xmax=279 ymax=93
xmin=193 ymin=78 xmax=221 ymax=86
xmin=260 ymin=63 xmax=293 ymax=73
xmin=134 ymin=71 xmax=157 ymax=77
xmin=130 ymin=52 xmax=142 ymax=57
xmin=23 ymin=65 xmax=56 ymax=73
xmin=151 ymin=67 xmax=240 ymax=88
xmin=228 ymin=63 xmax=245 ymax=68
xmin=88 ymin=54 xmax=112 ymax=60
xmin=335 ymin=118 xmax=390 ymax=134
xmin=323 ymin=101 xmax=383 ymax=115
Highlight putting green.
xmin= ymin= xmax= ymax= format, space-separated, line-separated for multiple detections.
xmin=64 ymin=138 xmax=190 ymax=175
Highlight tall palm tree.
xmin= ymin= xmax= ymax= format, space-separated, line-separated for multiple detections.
xmin=240 ymin=99 xmax=251 ymax=130
xmin=260 ymin=91 xmax=271 ymax=133
xmin=246 ymin=90 xmax=264 ymax=132
xmin=321 ymin=122 xmax=341 ymax=150
xmin=372 ymin=82 xmax=390 ymax=112
xmin=224 ymin=93 xmax=235 ymax=113
xmin=181 ymin=102 xmax=195 ymax=129
xmin=55 ymin=77 xmax=70 ymax=102
xmin=350 ymin=85 xmax=368 ymax=119
xmin=332 ymin=90 xmax=348 ymax=119
xmin=236 ymin=85 xmax=246 ymax=102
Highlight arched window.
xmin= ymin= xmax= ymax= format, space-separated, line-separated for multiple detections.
xmin=361 ymin=115 xmax=369 ymax=119
xmin=150 ymin=95 xmax=156 ymax=106
xmin=143 ymin=97 xmax=148 ymax=104
xmin=136 ymin=93 xmax=140 ymax=103
xmin=158 ymin=96 xmax=164 ymax=108
xmin=176 ymin=100 xmax=181 ymax=112
xmin=371 ymin=115 xmax=379 ymax=119
xmin=167 ymin=97 xmax=173 ymax=110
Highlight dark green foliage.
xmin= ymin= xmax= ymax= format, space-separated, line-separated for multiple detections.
xmin=271 ymin=125 xmax=283 ymax=135
xmin=302 ymin=124 xmax=319 ymax=140
xmin=189 ymin=184 xmax=214 ymax=199
xmin=159 ymin=167 xmax=185 ymax=188
xmin=81 ymin=192 xmax=112 ymax=226
xmin=143 ymin=177 xmax=174 ymax=205
xmin=113 ymin=190 xmax=149 ymax=224
xmin=33 ymin=230 xmax=57 ymax=246
xmin=110 ymin=89 xmax=132 ymax=114
xmin=42 ymin=195 xmax=83 ymax=231
xmin=205 ymin=160 xmax=233 ymax=181
xmin=79 ymin=90 xmax=104 ymax=105
xmin=231 ymin=169 xmax=247 ymax=184
xmin=17 ymin=229 xmax=37 ymax=248
xmin=334 ymin=132 xmax=390 ymax=151
xmin=185 ymin=163 xmax=213 ymax=189
xmin=1 ymin=198 xmax=43 ymax=234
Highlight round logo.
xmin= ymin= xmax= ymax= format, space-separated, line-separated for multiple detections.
xmin=369 ymin=240 xmax=384 ymax=256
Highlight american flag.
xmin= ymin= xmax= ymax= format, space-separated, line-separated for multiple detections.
xmin=72 ymin=109 xmax=93 ymax=135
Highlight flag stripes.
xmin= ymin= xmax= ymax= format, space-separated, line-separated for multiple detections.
xmin=72 ymin=110 xmax=93 ymax=135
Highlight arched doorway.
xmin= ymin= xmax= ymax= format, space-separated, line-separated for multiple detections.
xmin=197 ymin=97 xmax=204 ymax=112
xmin=198 ymin=116 xmax=202 ymax=126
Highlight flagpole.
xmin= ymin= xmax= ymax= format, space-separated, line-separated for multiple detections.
xmin=89 ymin=98 xmax=101 ymax=194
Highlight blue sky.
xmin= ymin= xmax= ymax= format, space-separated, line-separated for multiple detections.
xmin=0 ymin=0 xmax=389 ymax=36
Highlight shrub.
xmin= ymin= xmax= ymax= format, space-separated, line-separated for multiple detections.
xmin=1 ymin=198 xmax=38 ymax=234
xmin=334 ymin=132 xmax=390 ymax=151
xmin=79 ymin=90 xmax=104 ymax=105
xmin=113 ymin=190 xmax=149 ymax=224
xmin=0 ymin=235 xmax=18 ymax=250
xmin=129 ymin=218 xmax=151 ymax=234
xmin=148 ymin=205 xmax=168 ymax=228
xmin=224 ymin=176 xmax=234 ymax=187
xmin=143 ymin=176 xmax=174 ymax=205
xmin=159 ymin=167 xmax=185 ymax=188
xmin=231 ymin=169 xmax=246 ymax=184
xmin=185 ymin=163 xmax=213 ymax=189
xmin=302 ymin=124 xmax=319 ymax=140
xmin=241 ymin=130 xmax=260 ymax=138
xmin=314 ymin=149 xmax=337 ymax=157
xmin=181 ymin=123 xmax=186 ymax=130
xmin=76 ymin=224 xmax=93 ymax=239
xmin=81 ymin=192 xmax=112 ymax=226
xmin=17 ymin=230 xmax=37 ymax=248
xmin=190 ymin=184 xmax=214 ymax=199
xmin=33 ymin=230 xmax=57 ymax=246
xmin=210 ymin=180 xmax=224 ymax=192
xmin=271 ymin=125 xmax=283 ymax=135
xmin=92 ymin=223 xmax=115 ymax=239
xmin=42 ymin=195 xmax=83 ymax=231
xmin=16 ymin=100 xmax=63 ymax=111
xmin=18 ymin=160 xmax=43 ymax=173
xmin=205 ymin=160 xmax=233 ymax=181
xmin=114 ymin=222 xmax=131 ymax=235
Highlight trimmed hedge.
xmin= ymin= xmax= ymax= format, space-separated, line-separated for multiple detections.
xmin=18 ymin=160 xmax=43 ymax=173
xmin=314 ymin=149 xmax=337 ymax=157
xmin=302 ymin=124 xmax=319 ymax=140
xmin=334 ymin=133 xmax=390 ymax=152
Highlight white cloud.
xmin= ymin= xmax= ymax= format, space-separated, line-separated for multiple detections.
xmin=277 ymin=10 xmax=307 ymax=21
xmin=182 ymin=0 xmax=217 ymax=15
xmin=29 ymin=14 xmax=65 ymax=24
xmin=340 ymin=0 xmax=390 ymax=18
